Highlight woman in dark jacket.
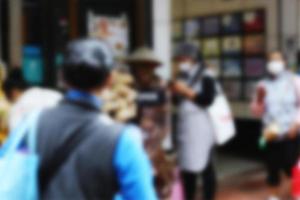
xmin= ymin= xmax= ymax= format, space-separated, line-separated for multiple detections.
xmin=171 ymin=42 xmax=217 ymax=200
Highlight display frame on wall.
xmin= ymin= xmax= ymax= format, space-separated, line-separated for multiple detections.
xmin=172 ymin=20 xmax=184 ymax=40
xmin=221 ymin=13 xmax=242 ymax=35
xmin=172 ymin=8 xmax=266 ymax=101
xmin=183 ymin=18 xmax=202 ymax=39
xmin=202 ymin=16 xmax=221 ymax=36
xmin=222 ymin=35 xmax=242 ymax=56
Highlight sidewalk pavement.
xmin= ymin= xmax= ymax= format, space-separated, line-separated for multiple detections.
xmin=203 ymin=154 xmax=269 ymax=200
xmin=215 ymin=169 xmax=268 ymax=200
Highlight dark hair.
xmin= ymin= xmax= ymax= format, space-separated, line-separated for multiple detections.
xmin=3 ymin=68 xmax=28 ymax=100
xmin=62 ymin=38 xmax=114 ymax=90
xmin=62 ymin=63 xmax=110 ymax=90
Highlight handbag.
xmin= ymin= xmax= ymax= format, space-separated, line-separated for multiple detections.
xmin=0 ymin=110 xmax=42 ymax=200
xmin=189 ymin=67 xmax=236 ymax=145
xmin=207 ymin=88 xmax=236 ymax=145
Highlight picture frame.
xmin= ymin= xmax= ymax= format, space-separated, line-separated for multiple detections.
xmin=244 ymin=58 xmax=265 ymax=77
xmin=203 ymin=38 xmax=221 ymax=57
xmin=243 ymin=34 xmax=265 ymax=55
xmin=243 ymin=10 xmax=265 ymax=33
xmin=223 ymin=58 xmax=242 ymax=77
xmin=222 ymin=13 xmax=241 ymax=34
xmin=222 ymin=36 xmax=242 ymax=56
xmin=184 ymin=18 xmax=201 ymax=39
xmin=203 ymin=16 xmax=220 ymax=36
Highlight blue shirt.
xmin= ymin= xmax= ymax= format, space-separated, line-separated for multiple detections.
xmin=66 ymin=90 xmax=158 ymax=200
xmin=114 ymin=126 xmax=157 ymax=200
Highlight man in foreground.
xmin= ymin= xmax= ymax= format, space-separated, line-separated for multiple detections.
xmin=36 ymin=39 xmax=157 ymax=199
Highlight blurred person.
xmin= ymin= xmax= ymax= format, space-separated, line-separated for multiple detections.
xmin=14 ymin=39 xmax=157 ymax=199
xmin=251 ymin=51 xmax=300 ymax=200
xmin=127 ymin=47 xmax=171 ymax=154
xmin=3 ymin=68 xmax=28 ymax=103
xmin=170 ymin=42 xmax=217 ymax=200
xmin=3 ymin=68 xmax=62 ymax=130
xmin=127 ymin=47 xmax=174 ymax=199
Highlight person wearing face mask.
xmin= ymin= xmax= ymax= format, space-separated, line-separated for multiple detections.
xmin=251 ymin=51 xmax=300 ymax=200
xmin=170 ymin=42 xmax=217 ymax=200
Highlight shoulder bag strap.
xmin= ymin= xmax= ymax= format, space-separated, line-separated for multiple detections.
xmin=39 ymin=116 xmax=98 ymax=193
xmin=188 ymin=65 xmax=204 ymax=87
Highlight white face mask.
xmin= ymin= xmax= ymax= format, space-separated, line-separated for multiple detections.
xmin=178 ymin=62 xmax=193 ymax=72
xmin=267 ymin=61 xmax=285 ymax=76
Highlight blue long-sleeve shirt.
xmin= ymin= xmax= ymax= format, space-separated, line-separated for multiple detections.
xmin=114 ymin=126 xmax=158 ymax=200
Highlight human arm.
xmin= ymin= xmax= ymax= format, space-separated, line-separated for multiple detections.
xmin=114 ymin=126 xmax=158 ymax=200
xmin=170 ymin=76 xmax=216 ymax=107
xmin=250 ymin=82 xmax=266 ymax=118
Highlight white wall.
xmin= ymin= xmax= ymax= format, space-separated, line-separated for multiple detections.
xmin=153 ymin=0 xmax=172 ymax=80
xmin=153 ymin=0 xmax=173 ymax=149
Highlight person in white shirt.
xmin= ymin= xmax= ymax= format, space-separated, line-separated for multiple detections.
xmin=3 ymin=69 xmax=62 ymax=130
xmin=251 ymin=51 xmax=300 ymax=200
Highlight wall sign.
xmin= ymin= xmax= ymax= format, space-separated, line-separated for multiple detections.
xmin=87 ymin=11 xmax=129 ymax=60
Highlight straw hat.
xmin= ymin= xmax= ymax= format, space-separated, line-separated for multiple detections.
xmin=127 ymin=47 xmax=162 ymax=67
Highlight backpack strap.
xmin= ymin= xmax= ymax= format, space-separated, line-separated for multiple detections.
xmin=27 ymin=110 xmax=43 ymax=154
xmin=188 ymin=64 xmax=204 ymax=87
xmin=39 ymin=115 xmax=99 ymax=193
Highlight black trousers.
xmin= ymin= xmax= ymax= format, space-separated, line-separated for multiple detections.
xmin=265 ymin=137 xmax=300 ymax=186
xmin=181 ymin=160 xmax=216 ymax=200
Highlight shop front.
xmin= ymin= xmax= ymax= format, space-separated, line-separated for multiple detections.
xmin=2 ymin=0 xmax=154 ymax=87
xmin=172 ymin=0 xmax=281 ymax=157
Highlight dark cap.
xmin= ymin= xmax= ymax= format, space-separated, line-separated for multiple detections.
xmin=64 ymin=38 xmax=114 ymax=71
xmin=173 ymin=42 xmax=202 ymax=62
xmin=63 ymin=39 xmax=114 ymax=90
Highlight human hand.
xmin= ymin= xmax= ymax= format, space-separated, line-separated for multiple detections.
xmin=256 ymin=85 xmax=266 ymax=104
xmin=169 ymin=81 xmax=193 ymax=96
xmin=251 ymin=103 xmax=265 ymax=117
xmin=263 ymin=123 xmax=280 ymax=142
xmin=263 ymin=132 xmax=278 ymax=142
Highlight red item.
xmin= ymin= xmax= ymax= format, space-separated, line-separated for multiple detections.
xmin=244 ymin=11 xmax=264 ymax=32
xmin=292 ymin=160 xmax=300 ymax=198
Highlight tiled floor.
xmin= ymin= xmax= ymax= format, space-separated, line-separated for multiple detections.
xmin=198 ymin=154 xmax=271 ymax=200
xmin=184 ymin=154 xmax=294 ymax=200
xmin=215 ymin=169 xmax=269 ymax=200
